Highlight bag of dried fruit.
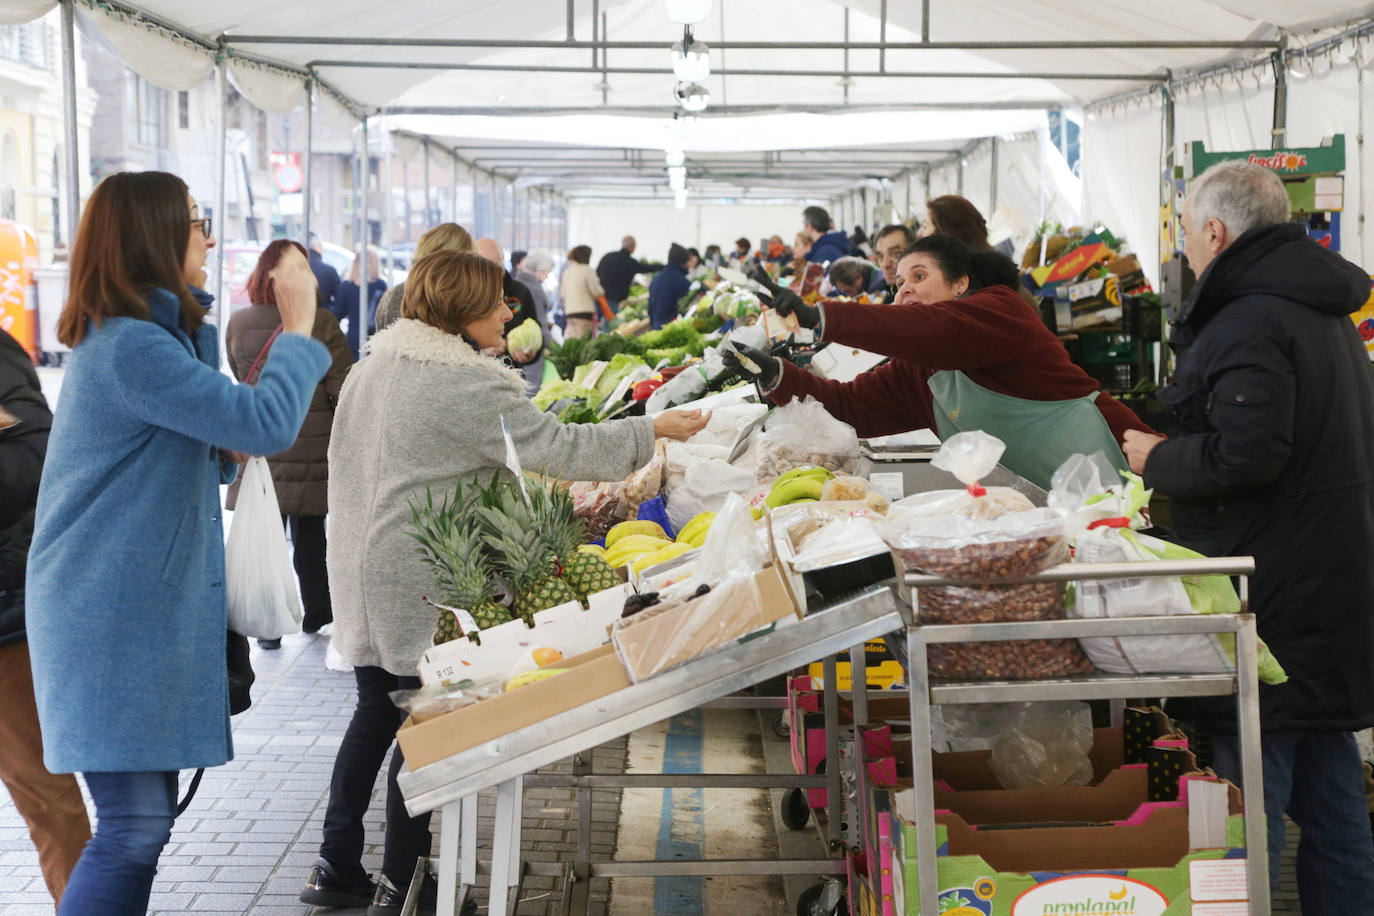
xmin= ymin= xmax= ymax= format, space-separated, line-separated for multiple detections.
xmin=1048 ymin=452 xmax=1287 ymax=684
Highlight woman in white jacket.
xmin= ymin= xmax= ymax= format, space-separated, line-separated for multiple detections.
xmin=559 ymin=244 xmax=604 ymax=340
xmin=304 ymin=250 xmax=707 ymax=913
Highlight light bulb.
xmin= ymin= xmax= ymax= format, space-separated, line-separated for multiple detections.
xmin=664 ymin=148 xmax=686 ymax=168
xmin=665 ymin=0 xmax=711 ymax=25
xmin=1287 ymin=56 xmax=1310 ymax=80
xmin=671 ymin=40 xmax=710 ymax=82
xmin=675 ymin=82 xmax=709 ymax=112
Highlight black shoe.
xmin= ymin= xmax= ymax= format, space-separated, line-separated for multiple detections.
xmin=258 ymin=637 xmax=282 ymax=650
xmin=367 ymin=873 xmax=437 ymax=916
xmin=299 ymin=857 xmax=376 ymax=908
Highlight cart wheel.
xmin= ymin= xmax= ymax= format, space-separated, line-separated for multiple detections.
xmin=781 ymin=787 xmax=811 ymax=830
xmin=461 ymin=900 xmax=478 ymax=916
xmin=772 ymin=710 xmax=790 ymax=739
xmin=797 ymin=880 xmax=846 ymax=916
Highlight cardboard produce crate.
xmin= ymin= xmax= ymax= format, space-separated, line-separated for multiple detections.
xmin=396 ymin=644 xmax=632 ymax=770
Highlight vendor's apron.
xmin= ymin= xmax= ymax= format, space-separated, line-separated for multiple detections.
xmin=928 ymin=370 xmax=1127 ymax=491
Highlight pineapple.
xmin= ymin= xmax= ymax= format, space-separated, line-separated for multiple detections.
xmin=406 ymin=484 xmax=509 ymax=641
xmin=537 ymin=483 xmax=620 ymax=601
xmin=479 ymin=499 xmax=579 ymax=624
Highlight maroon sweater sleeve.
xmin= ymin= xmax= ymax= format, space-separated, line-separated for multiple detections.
xmin=818 ymin=286 xmax=1158 ymax=443
xmin=767 ymin=358 xmax=936 ymax=438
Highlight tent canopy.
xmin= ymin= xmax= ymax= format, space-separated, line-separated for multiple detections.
xmin=10 ymin=0 xmax=1374 ymax=203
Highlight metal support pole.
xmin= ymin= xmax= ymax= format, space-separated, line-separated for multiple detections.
xmin=601 ymin=10 xmax=609 ymax=106
xmin=471 ymin=169 xmax=480 ymax=234
xmin=843 ymin=8 xmax=850 ymax=105
xmin=957 ymin=156 xmax=964 ymax=196
xmin=1236 ymin=613 xmax=1271 ymax=914
xmin=302 ymin=77 xmax=314 ymax=244
xmin=452 ymin=149 xmax=460 ymax=224
xmin=423 ymin=138 xmax=432 ymax=229
xmin=523 ymin=186 xmax=532 ymax=251
xmin=383 ymin=130 xmax=394 ymax=279
xmin=921 ymin=0 xmax=931 ymax=43
xmin=1271 ymin=42 xmax=1288 ymax=149
xmin=566 ymin=0 xmax=574 ymax=41
xmin=879 ymin=0 xmax=887 ymax=73
xmin=358 ymin=117 xmax=370 ymax=355
xmin=905 ymin=170 xmax=912 ymax=219
xmin=989 ymin=139 xmax=999 ymax=214
xmin=822 ymin=654 xmax=841 ymax=849
xmin=591 ymin=0 xmax=599 ymax=71
xmin=59 ymin=0 xmax=80 ymax=247
xmin=214 ymin=52 xmax=229 ymax=333
xmin=906 ymin=626 xmax=940 ymax=916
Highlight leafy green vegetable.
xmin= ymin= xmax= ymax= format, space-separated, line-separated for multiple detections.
xmin=532 ymin=379 xmax=592 ymax=411
xmin=557 ymin=402 xmax=600 ymax=424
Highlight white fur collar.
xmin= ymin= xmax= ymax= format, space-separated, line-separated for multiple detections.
xmin=366 ymin=318 xmax=528 ymax=392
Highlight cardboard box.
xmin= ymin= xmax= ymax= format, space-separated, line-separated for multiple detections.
xmin=1106 ymin=254 xmax=1150 ymax=294
xmin=612 ymin=544 xmax=802 ymax=682
xmin=396 ymin=644 xmax=632 ymax=770
xmin=891 ymin=780 xmax=1249 ymax=915
xmin=418 ymin=584 xmax=629 ymax=686
xmin=807 ymin=640 xmax=906 ymax=690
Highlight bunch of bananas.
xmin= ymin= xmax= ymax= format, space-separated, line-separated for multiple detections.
xmin=764 ymin=466 xmax=836 ymax=508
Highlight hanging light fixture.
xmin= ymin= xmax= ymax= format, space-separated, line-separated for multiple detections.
xmin=664 ymin=148 xmax=686 ymax=168
xmin=1287 ymin=53 xmax=1311 ymax=80
xmin=669 ymin=166 xmax=687 ymax=190
xmin=672 ymin=38 xmax=711 ymax=82
xmin=1333 ymin=40 xmax=1358 ymax=66
xmin=665 ymin=0 xmax=711 ymax=25
xmin=675 ymin=189 xmax=689 ymax=208
xmin=675 ymin=82 xmax=709 ymax=112
xmin=673 ymin=112 xmax=700 ymax=138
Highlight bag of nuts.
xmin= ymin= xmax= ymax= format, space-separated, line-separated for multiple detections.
xmin=877 ymin=431 xmax=1069 ymax=583
xmin=754 ymin=395 xmax=861 ymax=484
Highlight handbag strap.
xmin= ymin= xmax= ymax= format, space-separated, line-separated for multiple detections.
xmin=244 ymin=324 xmax=285 ymax=385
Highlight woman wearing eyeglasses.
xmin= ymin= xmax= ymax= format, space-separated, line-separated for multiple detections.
xmin=24 ymin=171 xmax=331 ymax=915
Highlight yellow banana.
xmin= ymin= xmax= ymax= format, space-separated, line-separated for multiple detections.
xmin=676 ymin=512 xmax=717 ymax=544
xmin=774 ymin=466 xmax=835 ymax=487
xmin=606 ymin=520 xmax=668 ymax=548
xmin=631 ymin=541 xmax=694 ymax=574
xmin=766 ymin=476 xmax=825 ymax=508
xmin=504 ymin=668 xmax=568 ymax=692
xmin=606 ymin=535 xmax=673 ymax=568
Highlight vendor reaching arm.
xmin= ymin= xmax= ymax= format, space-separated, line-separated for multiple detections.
xmin=728 ymin=236 xmax=1155 ymax=489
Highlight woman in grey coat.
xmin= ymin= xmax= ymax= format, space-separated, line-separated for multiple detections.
xmin=303 ymin=250 xmax=708 ymax=912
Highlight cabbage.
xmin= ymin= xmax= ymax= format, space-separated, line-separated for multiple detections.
xmin=507 ymin=317 xmax=543 ymax=354
xmin=533 ymin=379 xmax=592 ymax=411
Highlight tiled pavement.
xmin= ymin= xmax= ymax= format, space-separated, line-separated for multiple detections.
xmin=0 ymin=631 xmax=624 ymax=915
xmin=0 ymin=623 xmax=1324 ymax=914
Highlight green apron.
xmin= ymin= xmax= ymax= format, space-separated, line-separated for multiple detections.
xmin=928 ymin=370 xmax=1127 ymax=491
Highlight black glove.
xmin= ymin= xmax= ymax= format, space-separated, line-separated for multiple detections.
xmin=749 ymin=266 xmax=820 ymax=330
xmin=721 ymin=342 xmax=781 ymax=390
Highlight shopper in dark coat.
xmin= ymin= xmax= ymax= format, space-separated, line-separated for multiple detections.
xmin=0 ymin=327 xmax=91 ymax=908
xmin=649 ymin=243 xmax=692 ymax=330
xmin=596 ymin=235 xmax=662 ymax=315
xmin=226 ymin=240 xmax=353 ymax=640
xmin=334 ymin=246 xmax=386 ymax=360
xmin=801 ymin=205 xmax=854 ymax=266
xmin=1124 ymin=160 xmax=1374 ymax=909
xmin=308 ymin=233 xmax=341 ymax=313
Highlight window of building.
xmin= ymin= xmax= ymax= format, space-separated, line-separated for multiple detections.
xmin=128 ymin=76 xmax=166 ymax=147
xmin=0 ymin=22 xmax=49 ymax=69
xmin=178 ymin=91 xmax=189 ymax=129
xmin=1 ymin=132 xmax=19 ymax=221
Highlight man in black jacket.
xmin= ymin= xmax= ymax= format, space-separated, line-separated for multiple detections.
xmin=308 ymin=232 xmax=341 ymax=313
xmin=0 ymin=328 xmax=90 ymax=905
xmin=1124 ymin=160 xmax=1374 ymax=910
xmin=595 ymin=235 xmax=662 ymax=319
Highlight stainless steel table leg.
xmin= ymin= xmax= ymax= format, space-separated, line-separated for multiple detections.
xmin=1236 ymin=614 xmax=1270 ymax=913
xmin=823 ymin=654 xmax=842 ymax=848
xmin=906 ymin=626 xmax=940 ymax=916
xmin=572 ymin=753 xmax=592 ymax=916
xmin=460 ymin=795 xmax=477 ymax=887
xmin=849 ymin=643 xmax=868 ymax=727
xmin=490 ymin=777 xmax=519 ymax=916
xmin=437 ymin=799 xmax=461 ymax=916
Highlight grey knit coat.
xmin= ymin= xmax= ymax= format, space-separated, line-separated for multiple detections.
xmin=326 ymin=318 xmax=656 ymax=675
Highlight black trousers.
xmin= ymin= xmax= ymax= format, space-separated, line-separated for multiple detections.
xmin=319 ymin=666 xmax=432 ymax=888
xmin=284 ymin=514 xmax=332 ymax=632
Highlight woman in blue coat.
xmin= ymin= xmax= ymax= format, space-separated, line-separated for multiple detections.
xmin=25 ymin=171 xmax=331 ymax=915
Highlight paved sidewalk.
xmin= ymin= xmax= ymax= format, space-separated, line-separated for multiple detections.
xmin=0 ymin=631 xmax=624 ymax=916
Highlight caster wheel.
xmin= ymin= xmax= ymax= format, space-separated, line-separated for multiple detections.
xmin=797 ymin=880 xmax=846 ymax=916
xmin=772 ymin=709 xmax=790 ymax=739
xmin=781 ymin=786 xmax=811 ymax=830
xmin=461 ymin=900 xmax=478 ymax=916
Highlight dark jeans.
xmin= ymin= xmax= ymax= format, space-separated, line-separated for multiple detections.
xmin=284 ymin=514 xmax=331 ymax=631
xmin=1212 ymin=730 xmax=1374 ymax=914
xmin=60 ymin=770 xmax=177 ymax=916
xmin=320 ymin=666 xmax=432 ymax=888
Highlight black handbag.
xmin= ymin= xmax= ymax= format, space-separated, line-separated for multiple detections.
xmin=180 ymin=630 xmax=254 ymax=816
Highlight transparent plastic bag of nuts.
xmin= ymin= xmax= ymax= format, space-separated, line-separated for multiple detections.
xmin=754 ymin=395 xmax=861 ymax=484
xmin=876 ymin=431 xmax=1068 ymax=582
xmin=917 ymin=581 xmax=1066 ymax=624
xmin=928 ymin=638 xmax=1093 ymax=680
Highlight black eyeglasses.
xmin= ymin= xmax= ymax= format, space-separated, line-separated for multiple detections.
xmin=190 ymin=216 xmax=213 ymax=239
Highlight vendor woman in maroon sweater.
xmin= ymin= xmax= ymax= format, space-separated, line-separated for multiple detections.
xmin=726 ymin=235 xmax=1155 ymax=489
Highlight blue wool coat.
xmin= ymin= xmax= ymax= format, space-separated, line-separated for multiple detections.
xmin=26 ymin=287 xmax=330 ymax=774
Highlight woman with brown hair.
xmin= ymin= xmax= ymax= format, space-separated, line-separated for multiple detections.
xmin=372 ymin=221 xmax=475 ymax=333
xmin=226 ymin=239 xmax=354 ymax=647
xmin=335 ymin=245 xmax=388 ymax=359
xmin=559 ymin=244 xmax=605 ymax=340
xmin=919 ymin=195 xmax=1038 ymax=306
xmin=303 ymin=249 xmax=707 ymax=912
xmin=24 ymin=171 xmax=330 ymax=914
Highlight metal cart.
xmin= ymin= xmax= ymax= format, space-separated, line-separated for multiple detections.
xmin=396 ymin=585 xmax=902 ymax=916
xmin=894 ymin=556 xmax=1269 ymax=914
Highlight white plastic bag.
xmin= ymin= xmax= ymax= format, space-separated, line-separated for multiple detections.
xmin=754 ymin=396 xmax=861 ymax=483
xmin=989 ymin=701 xmax=1094 ymax=789
xmin=665 ymin=459 xmax=756 ymax=532
xmin=225 ymin=457 xmax=302 ymax=639
xmin=645 ymin=367 xmax=707 ymax=414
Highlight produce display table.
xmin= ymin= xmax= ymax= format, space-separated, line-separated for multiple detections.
xmin=396 ymin=585 xmax=902 ymax=916
xmin=893 ymin=556 xmax=1269 ymax=915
